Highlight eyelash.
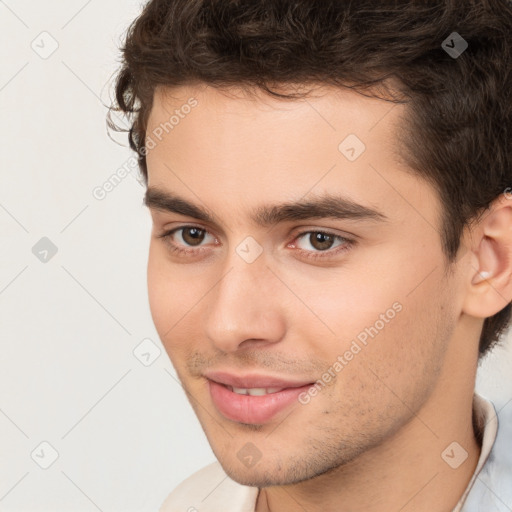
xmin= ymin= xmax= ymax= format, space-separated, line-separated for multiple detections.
xmin=156 ymin=226 xmax=355 ymax=261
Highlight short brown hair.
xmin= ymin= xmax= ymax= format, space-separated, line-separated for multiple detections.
xmin=108 ymin=0 xmax=512 ymax=356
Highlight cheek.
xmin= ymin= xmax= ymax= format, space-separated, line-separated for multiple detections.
xmin=146 ymin=242 xmax=208 ymax=354
xmin=285 ymin=269 xmax=404 ymax=349
xmin=147 ymin=243 xmax=185 ymax=346
xmin=147 ymin=244 xmax=167 ymax=328
xmin=282 ymin=237 xmax=433 ymax=329
xmin=296 ymin=256 xmax=451 ymax=375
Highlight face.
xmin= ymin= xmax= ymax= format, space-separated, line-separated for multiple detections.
xmin=145 ymin=83 xmax=466 ymax=486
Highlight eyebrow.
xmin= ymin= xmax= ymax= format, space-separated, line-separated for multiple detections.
xmin=143 ymin=187 xmax=388 ymax=227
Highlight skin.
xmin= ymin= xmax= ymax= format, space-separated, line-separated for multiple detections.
xmin=144 ymin=82 xmax=512 ymax=512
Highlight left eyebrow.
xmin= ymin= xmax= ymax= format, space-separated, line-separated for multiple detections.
xmin=144 ymin=187 xmax=389 ymax=227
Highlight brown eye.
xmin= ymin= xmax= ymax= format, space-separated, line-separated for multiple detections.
xmin=181 ymin=227 xmax=206 ymax=246
xmin=308 ymin=232 xmax=336 ymax=251
xmin=291 ymin=230 xmax=353 ymax=260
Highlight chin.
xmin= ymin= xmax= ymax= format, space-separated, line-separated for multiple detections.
xmin=215 ymin=453 xmax=325 ymax=488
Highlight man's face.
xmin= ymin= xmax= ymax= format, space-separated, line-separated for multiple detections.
xmin=145 ymin=83 xmax=466 ymax=486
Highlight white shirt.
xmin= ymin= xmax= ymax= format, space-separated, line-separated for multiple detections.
xmin=160 ymin=393 xmax=511 ymax=512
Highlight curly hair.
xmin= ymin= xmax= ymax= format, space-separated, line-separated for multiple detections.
xmin=108 ymin=0 xmax=512 ymax=357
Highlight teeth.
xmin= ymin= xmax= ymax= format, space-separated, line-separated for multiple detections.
xmin=229 ymin=386 xmax=285 ymax=396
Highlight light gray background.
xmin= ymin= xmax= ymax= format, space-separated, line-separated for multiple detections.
xmin=0 ymin=1 xmax=511 ymax=511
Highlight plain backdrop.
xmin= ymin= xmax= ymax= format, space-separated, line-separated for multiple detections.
xmin=1 ymin=1 xmax=511 ymax=511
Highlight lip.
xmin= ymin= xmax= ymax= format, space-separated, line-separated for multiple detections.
xmin=205 ymin=371 xmax=315 ymax=424
xmin=204 ymin=370 xmax=314 ymax=389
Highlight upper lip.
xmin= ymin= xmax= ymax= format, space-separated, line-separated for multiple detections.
xmin=204 ymin=370 xmax=315 ymax=389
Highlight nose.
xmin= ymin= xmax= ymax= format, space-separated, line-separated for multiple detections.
xmin=203 ymin=257 xmax=287 ymax=353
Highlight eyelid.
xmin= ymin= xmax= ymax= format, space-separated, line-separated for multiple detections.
xmin=160 ymin=222 xmax=355 ymax=239
xmin=159 ymin=225 xmax=218 ymax=245
xmin=288 ymin=224 xmax=357 ymax=241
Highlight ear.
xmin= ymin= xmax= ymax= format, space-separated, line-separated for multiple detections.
xmin=462 ymin=194 xmax=512 ymax=318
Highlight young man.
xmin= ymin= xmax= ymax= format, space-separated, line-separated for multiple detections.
xmin=109 ymin=0 xmax=512 ymax=510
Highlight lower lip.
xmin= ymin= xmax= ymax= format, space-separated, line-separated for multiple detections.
xmin=208 ymin=379 xmax=314 ymax=424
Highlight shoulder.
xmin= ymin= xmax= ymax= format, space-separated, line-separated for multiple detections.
xmin=159 ymin=461 xmax=259 ymax=512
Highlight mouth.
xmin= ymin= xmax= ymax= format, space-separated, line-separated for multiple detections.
xmin=224 ymin=385 xmax=288 ymax=396
xmin=204 ymin=371 xmax=316 ymax=424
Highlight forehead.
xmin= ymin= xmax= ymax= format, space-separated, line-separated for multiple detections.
xmin=146 ymin=82 xmax=402 ymax=181
xmin=147 ymin=82 xmax=402 ymax=136
xmin=145 ymin=83 xmax=441 ymax=236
